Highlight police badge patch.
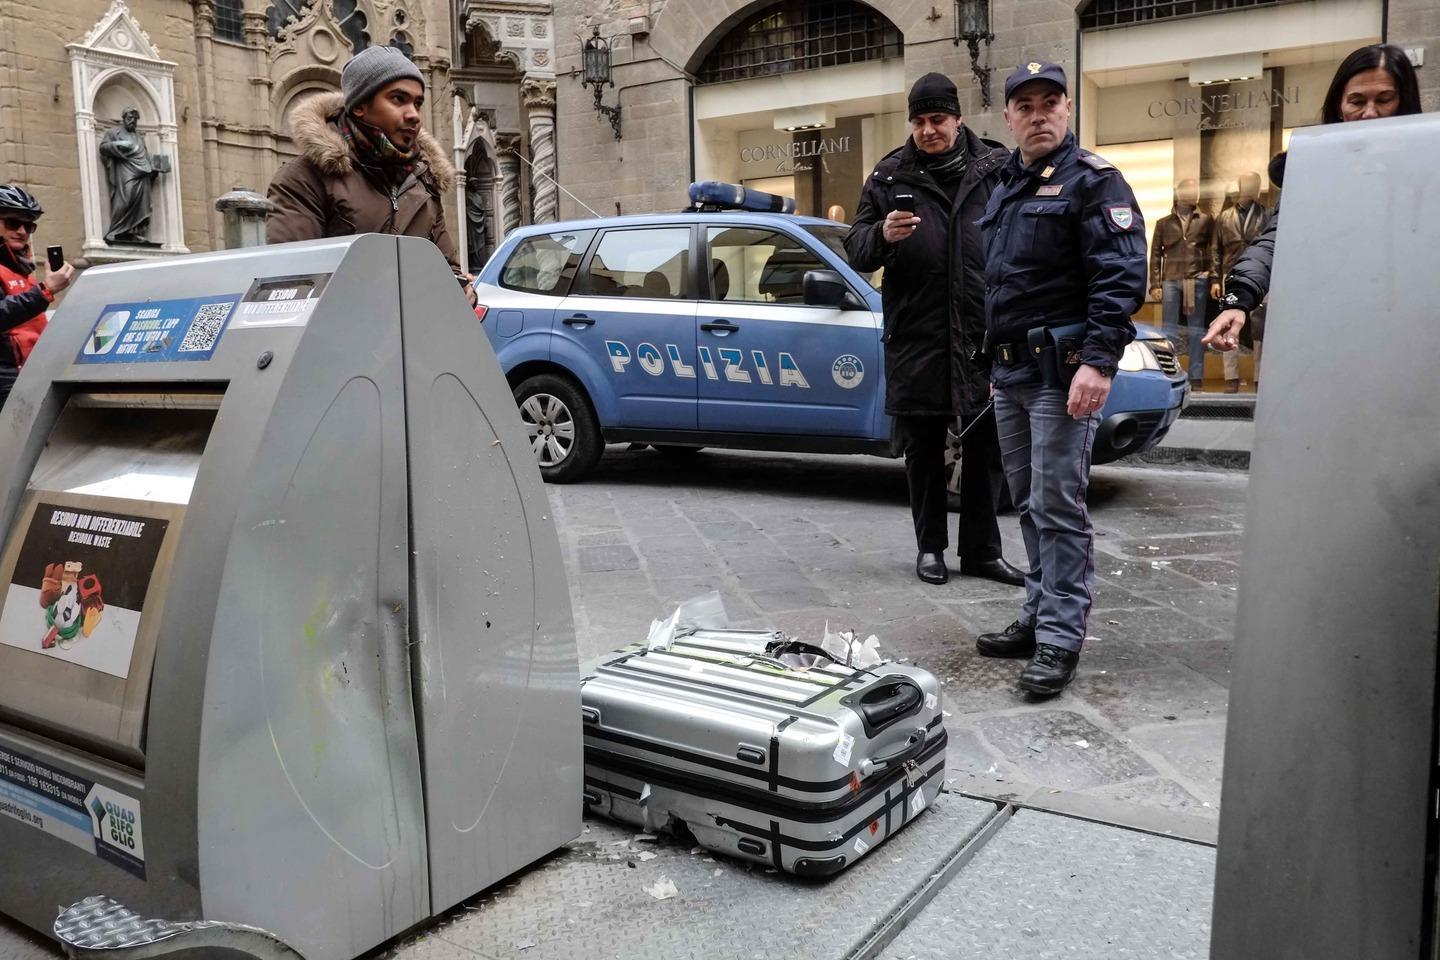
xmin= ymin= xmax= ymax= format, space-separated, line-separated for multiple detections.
xmin=1105 ymin=205 xmax=1135 ymax=230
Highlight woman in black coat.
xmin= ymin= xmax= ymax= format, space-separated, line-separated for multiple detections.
xmin=1205 ymin=44 xmax=1423 ymax=353
xmin=845 ymin=73 xmax=1025 ymax=587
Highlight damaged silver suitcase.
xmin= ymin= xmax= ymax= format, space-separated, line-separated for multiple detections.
xmin=580 ymin=629 xmax=947 ymax=878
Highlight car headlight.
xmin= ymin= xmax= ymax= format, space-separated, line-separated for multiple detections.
xmin=1118 ymin=341 xmax=1160 ymax=372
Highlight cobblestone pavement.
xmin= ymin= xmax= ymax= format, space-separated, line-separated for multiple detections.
xmin=557 ymin=445 xmax=1245 ymax=827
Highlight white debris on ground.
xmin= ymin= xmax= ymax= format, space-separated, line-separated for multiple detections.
xmin=645 ymin=876 xmax=678 ymax=901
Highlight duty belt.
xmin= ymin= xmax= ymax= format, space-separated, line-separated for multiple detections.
xmin=989 ymin=341 xmax=1036 ymax=366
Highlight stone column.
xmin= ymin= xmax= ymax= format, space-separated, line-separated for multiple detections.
xmin=496 ymin=132 xmax=523 ymax=237
xmin=522 ymin=76 xmax=557 ymax=224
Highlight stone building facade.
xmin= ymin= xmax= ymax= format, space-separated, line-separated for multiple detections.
xmin=551 ymin=0 xmax=1436 ymax=223
xmin=448 ymin=0 xmax=561 ymax=272
xmin=0 ymin=0 xmax=457 ymax=264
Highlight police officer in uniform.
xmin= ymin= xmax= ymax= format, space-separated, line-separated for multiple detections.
xmin=845 ymin=73 xmax=1025 ymax=588
xmin=973 ymin=63 xmax=1146 ymax=695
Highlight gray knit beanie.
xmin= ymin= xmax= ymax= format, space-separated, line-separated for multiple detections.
xmin=342 ymin=46 xmax=425 ymax=112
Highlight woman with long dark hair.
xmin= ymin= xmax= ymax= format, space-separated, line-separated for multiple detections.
xmin=1203 ymin=44 xmax=1423 ymax=354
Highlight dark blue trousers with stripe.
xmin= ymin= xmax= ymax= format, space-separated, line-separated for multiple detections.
xmin=993 ymin=381 xmax=1098 ymax=653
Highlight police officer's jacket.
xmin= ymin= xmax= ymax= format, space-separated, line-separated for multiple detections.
xmin=844 ymin=126 xmax=1009 ymax=418
xmin=979 ymin=133 xmax=1146 ymax=385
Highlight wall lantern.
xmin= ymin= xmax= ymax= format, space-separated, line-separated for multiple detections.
xmin=581 ymin=27 xmax=623 ymax=140
xmin=955 ymin=0 xmax=995 ymax=110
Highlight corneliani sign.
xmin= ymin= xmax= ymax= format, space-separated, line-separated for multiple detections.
xmin=740 ymin=136 xmax=853 ymax=173
xmin=1149 ymin=86 xmax=1300 ymax=129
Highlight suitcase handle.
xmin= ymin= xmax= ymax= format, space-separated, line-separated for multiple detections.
xmin=862 ymin=728 xmax=927 ymax=775
xmin=859 ymin=680 xmax=922 ymax=731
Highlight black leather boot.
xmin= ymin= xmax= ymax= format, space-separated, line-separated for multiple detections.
xmin=1019 ymin=643 xmax=1079 ymax=696
xmin=916 ymin=551 xmax=948 ymax=584
xmin=975 ymin=620 xmax=1036 ymax=658
xmin=959 ymin=557 xmax=1027 ymax=587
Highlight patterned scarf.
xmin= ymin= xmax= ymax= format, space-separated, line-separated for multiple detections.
xmin=917 ymin=137 xmax=969 ymax=186
xmin=339 ymin=112 xmax=418 ymax=183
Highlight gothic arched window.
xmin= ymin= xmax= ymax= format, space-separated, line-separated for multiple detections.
xmin=264 ymin=0 xmax=371 ymax=51
xmin=265 ymin=0 xmax=311 ymax=40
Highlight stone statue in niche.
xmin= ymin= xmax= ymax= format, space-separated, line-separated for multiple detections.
xmin=99 ymin=108 xmax=169 ymax=245
xmin=465 ymin=178 xmax=490 ymax=274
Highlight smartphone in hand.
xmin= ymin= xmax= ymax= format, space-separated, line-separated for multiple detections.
xmin=893 ymin=193 xmax=915 ymax=214
xmin=46 ymin=245 xmax=64 ymax=271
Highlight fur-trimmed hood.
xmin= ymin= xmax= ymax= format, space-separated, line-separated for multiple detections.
xmin=289 ymin=91 xmax=455 ymax=190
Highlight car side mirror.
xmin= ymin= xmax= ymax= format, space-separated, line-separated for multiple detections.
xmin=803 ymin=269 xmax=862 ymax=309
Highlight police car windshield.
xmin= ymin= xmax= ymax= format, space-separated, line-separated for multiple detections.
xmin=803 ymin=225 xmax=878 ymax=291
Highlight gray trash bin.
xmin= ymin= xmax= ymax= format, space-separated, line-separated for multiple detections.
xmin=1211 ymin=113 xmax=1440 ymax=958
xmin=0 ymin=235 xmax=581 ymax=960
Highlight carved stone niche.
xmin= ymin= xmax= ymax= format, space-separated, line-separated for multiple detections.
xmin=68 ymin=0 xmax=189 ymax=263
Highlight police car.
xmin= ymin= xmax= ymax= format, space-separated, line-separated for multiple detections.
xmin=473 ymin=182 xmax=1188 ymax=484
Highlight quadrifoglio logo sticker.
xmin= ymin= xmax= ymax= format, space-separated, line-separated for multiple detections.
xmin=86 ymin=782 xmax=145 ymax=868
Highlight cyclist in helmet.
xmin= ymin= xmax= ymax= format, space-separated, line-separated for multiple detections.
xmin=0 ymin=185 xmax=73 ymax=411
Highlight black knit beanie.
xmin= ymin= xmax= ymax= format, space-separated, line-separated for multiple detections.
xmin=908 ymin=73 xmax=961 ymax=119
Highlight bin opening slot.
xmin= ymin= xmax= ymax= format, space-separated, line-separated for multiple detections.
xmin=0 ymin=387 xmax=223 ymax=765
xmin=27 ymin=389 xmax=224 ymax=507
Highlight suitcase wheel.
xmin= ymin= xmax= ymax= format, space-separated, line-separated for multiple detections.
xmin=793 ymin=855 xmax=847 ymax=879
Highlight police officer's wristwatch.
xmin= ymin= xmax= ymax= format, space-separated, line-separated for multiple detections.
xmin=1218 ymin=291 xmax=1246 ymax=314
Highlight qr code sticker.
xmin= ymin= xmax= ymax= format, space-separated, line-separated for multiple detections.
xmin=177 ymin=301 xmax=234 ymax=353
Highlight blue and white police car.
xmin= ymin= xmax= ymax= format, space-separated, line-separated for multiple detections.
xmin=473 ymin=183 xmax=1189 ymax=484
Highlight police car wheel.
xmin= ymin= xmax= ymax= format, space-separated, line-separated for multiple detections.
xmin=514 ymin=373 xmax=602 ymax=483
xmin=944 ymin=422 xmax=964 ymax=513
xmin=944 ymin=422 xmax=1015 ymax=514
xmin=653 ymin=445 xmax=705 ymax=456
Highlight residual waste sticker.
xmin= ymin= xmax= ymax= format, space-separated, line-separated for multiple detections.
xmin=833 ymin=732 xmax=855 ymax=766
xmin=853 ymin=836 xmax=869 ymax=855
xmin=910 ymin=790 xmax=928 ymax=817
xmin=925 ymin=692 xmax=938 ymax=710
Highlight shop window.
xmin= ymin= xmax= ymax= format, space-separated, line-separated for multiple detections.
xmin=698 ymin=0 xmax=903 ymax=85
xmin=1079 ymin=0 xmax=1292 ymax=30
xmin=499 ymin=230 xmax=595 ymax=296
xmin=706 ymin=227 xmax=827 ymax=304
xmin=214 ymin=0 xmax=245 ymax=42
xmin=1089 ymin=58 xmax=1347 ymax=394
xmin=584 ymin=229 xmax=691 ymax=300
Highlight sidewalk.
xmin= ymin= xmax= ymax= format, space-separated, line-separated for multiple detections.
xmin=1147 ymin=392 xmax=1255 ymax=468
xmin=375 ymin=796 xmax=1214 ymax=960
xmin=0 ymin=449 xmax=1241 ymax=960
xmin=559 ymin=448 xmax=1243 ymax=828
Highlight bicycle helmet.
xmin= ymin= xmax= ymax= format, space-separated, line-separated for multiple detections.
xmin=0 ymin=185 xmax=43 ymax=218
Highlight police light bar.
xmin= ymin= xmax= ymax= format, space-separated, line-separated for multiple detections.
xmin=688 ymin=181 xmax=797 ymax=215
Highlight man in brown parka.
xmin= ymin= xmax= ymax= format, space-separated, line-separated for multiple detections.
xmin=267 ymin=45 xmax=475 ymax=303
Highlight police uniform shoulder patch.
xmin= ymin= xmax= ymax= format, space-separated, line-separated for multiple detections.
xmin=1078 ymin=151 xmax=1115 ymax=171
xmin=1105 ymin=205 xmax=1135 ymax=230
